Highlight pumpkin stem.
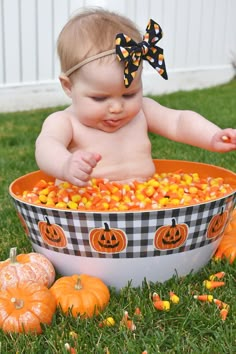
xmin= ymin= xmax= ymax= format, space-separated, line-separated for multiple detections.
xmin=11 ymin=297 xmax=24 ymax=309
xmin=104 ymin=223 xmax=110 ymax=231
xmin=171 ymin=219 xmax=177 ymax=227
xmin=9 ymin=247 xmax=18 ymax=263
xmin=44 ymin=216 xmax=51 ymax=225
xmin=74 ymin=277 xmax=83 ymax=290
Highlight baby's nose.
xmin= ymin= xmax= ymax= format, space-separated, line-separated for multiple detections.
xmin=109 ymin=100 xmax=123 ymax=113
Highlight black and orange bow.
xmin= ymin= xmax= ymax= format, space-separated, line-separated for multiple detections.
xmin=116 ymin=19 xmax=168 ymax=88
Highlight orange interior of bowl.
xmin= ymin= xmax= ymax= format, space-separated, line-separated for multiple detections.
xmin=9 ymin=159 xmax=236 ymax=198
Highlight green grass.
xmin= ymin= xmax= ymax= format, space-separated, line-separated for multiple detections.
xmin=0 ymin=80 xmax=236 ymax=353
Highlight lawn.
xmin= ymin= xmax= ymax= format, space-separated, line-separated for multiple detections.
xmin=0 ymin=80 xmax=236 ymax=353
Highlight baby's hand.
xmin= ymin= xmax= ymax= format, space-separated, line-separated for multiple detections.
xmin=63 ymin=151 xmax=101 ymax=186
xmin=212 ymin=128 xmax=236 ymax=152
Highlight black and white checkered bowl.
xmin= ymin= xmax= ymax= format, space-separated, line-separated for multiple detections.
xmin=9 ymin=160 xmax=236 ymax=289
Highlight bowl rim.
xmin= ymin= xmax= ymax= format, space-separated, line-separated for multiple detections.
xmin=9 ymin=159 xmax=236 ymax=214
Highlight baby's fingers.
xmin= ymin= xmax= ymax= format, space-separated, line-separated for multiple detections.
xmin=82 ymin=152 xmax=102 ymax=168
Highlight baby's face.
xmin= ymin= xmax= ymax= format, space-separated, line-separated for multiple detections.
xmin=69 ymin=59 xmax=143 ymax=132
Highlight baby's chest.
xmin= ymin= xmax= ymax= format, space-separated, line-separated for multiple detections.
xmin=72 ymin=121 xmax=150 ymax=153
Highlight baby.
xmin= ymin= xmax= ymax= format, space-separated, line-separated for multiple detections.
xmin=35 ymin=8 xmax=236 ymax=186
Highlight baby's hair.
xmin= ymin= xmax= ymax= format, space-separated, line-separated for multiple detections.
xmin=57 ymin=7 xmax=142 ymax=74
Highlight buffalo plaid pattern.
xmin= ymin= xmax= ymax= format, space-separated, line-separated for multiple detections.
xmin=12 ymin=192 xmax=236 ymax=258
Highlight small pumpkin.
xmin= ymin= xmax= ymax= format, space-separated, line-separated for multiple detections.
xmin=0 ymin=247 xmax=55 ymax=289
xmin=50 ymin=274 xmax=110 ymax=318
xmin=214 ymin=209 xmax=236 ymax=263
xmin=0 ymin=281 xmax=56 ymax=334
xmin=89 ymin=222 xmax=127 ymax=253
xmin=38 ymin=216 xmax=67 ymax=248
xmin=154 ymin=219 xmax=188 ymax=250
xmin=207 ymin=207 xmax=228 ymax=239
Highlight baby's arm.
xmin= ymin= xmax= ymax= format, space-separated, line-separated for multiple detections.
xmin=35 ymin=112 xmax=101 ymax=185
xmin=143 ymin=97 xmax=236 ymax=152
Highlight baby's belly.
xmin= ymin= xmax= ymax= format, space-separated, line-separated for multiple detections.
xmin=92 ymin=158 xmax=156 ymax=182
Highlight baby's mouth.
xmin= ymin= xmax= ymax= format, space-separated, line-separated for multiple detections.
xmin=104 ymin=119 xmax=122 ymax=127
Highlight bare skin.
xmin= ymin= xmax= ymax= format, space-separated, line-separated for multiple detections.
xmin=35 ymin=58 xmax=236 ymax=186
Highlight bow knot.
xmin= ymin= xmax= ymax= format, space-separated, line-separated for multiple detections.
xmin=116 ymin=19 xmax=168 ymax=87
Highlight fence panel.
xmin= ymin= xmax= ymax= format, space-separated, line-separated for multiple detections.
xmin=0 ymin=0 xmax=235 ymax=111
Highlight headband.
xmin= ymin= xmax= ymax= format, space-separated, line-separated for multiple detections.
xmin=63 ymin=19 xmax=168 ymax=88
xmin=63 ymin=49 xmax=115 ymax=77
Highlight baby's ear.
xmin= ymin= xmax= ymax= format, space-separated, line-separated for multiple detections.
xmin=59 ymin=74 xmax=72 ymax=98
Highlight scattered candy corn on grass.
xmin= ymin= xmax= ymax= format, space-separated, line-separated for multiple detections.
xmin=0 ymin=80 xmax=236 ymax=353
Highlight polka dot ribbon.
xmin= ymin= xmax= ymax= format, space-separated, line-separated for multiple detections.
xmin=116 ymin=19 xmax=168 ymax=87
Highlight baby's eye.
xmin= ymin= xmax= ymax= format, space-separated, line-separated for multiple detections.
xmin=90 ymin=96 xmax=107 ymax=102
xmin=123 ymin=92 xmax=137 ymax=98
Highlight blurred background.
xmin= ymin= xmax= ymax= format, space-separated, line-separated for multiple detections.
xmin=0 ymin=0 xmax=236 ymax=111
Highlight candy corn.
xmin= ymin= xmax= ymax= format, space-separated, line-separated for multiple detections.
xmin=222 ymin=135 xmax=230 ymax=142
xmin=220 ymin=308 xmax=229 ymax=321
xmin=209 ymin=271 xmax=225 ymax=280
xmin=213 ymin=299 xmax=229 ymax=310
xmin=65 ymin=343 xmax=77 ymax=354
xmin=153 ymin=300 xmax=170 ymax=311
xmin=203 ymin=280 xmax=225 ymax=290
xmin=99 ymin=317 xmax=115 ymax=327
xmin=169 ymin=291 xmax=180 ymax=304
xmin=152 ymin=292 xmax=161 ymax=302
xmin=193 ymin=294 xmax=214 ymax=302
xmin=134 ymin=307 xmax=142 ymax=316
xmin=120 ymin=311 xmax=136 ymax=331
xmin=21 ymin=171 xmax=233 ymax=212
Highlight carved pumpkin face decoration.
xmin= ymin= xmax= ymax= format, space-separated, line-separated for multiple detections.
xmin=207 ymin=208 xmax=228 ymax=239
xmin=38 ymin=216 xmax=67 ymax=248
xmin=154 ymin=219 xmax=188 ymax=250
xmin=89 ymin=223 xmax=127 ymax=254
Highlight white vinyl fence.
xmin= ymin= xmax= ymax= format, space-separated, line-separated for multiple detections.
xmin=0 ymin=0 xmax=236 ymax=111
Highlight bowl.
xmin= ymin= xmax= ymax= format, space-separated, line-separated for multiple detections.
xmin=9 ymin=160 xmax=236 ymax=289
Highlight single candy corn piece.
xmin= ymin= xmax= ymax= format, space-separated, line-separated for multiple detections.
xmin=134 ymin=307 xmax=142 ymax=316
xmin=69 ymin=331 xmax=78 ymax=339
xmin=169 ymin=291 xmax=180 ymax=304
xmin=213 ymin=299 xmax=229 ymax=310
xmin=99 ymin=317 xmax=115 ymax=327
xmin=209 ymin=271 xmax=225 ymax=280
xmin=153 ymin=300 xmax=170 ymax=311
xmin=220 ymin=308 xmax=229 ymax=321
xmin=203 ymin=280 xmax=225 ymax=290
xmin=222 ymin=135 xmax=230 ymax=142
xmin=193 ymin=294 xmax=214 ymax=302
xmin=120 ymin=311 xmax=136 ymax=331
xmin=64 ymin=343 xmax=77 ymax=354
xmin=152 ymin=292 xmax=161 ymax=302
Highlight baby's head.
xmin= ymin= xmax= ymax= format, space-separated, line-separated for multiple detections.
xmin=57 ymin=8 xmax=142 ymax=77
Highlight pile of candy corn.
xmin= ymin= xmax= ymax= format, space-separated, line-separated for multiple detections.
xmin=20 ymin=172 xmax=233 ymax=211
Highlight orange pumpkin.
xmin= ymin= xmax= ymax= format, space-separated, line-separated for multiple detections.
xmin=50 ymin=274 xmax=110 ymax=318
xmin=38 ymin=216 xmax=67 ymax=248
xmin=214 ymin=209 xmax=236 ymax=263
xmin=0 ymin=247 xmax=55 ymax=289
xmin=89 ymin=222 xmax=127 ymax=253
xmin=0 ymin=281 xmax=56 ymax=334
xmin=154 ymin=219 xmax=188 ymax=250
xmin=207 ymin=208 xmax=228 ymax=239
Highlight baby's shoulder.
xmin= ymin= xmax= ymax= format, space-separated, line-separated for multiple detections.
xmin=44 ymin=108 xmax=73 ymax=123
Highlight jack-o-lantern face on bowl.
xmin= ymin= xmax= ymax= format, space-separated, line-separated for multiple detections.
xmin=89 ymin=223 xmax=127 ymax=254
xmin=38 ymin=216 xmax=67 ymax=248
xmin=154 ymin=219 xmax=189 ymax=250
xmin=207 ymin=208 xmax=229 ymax=239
